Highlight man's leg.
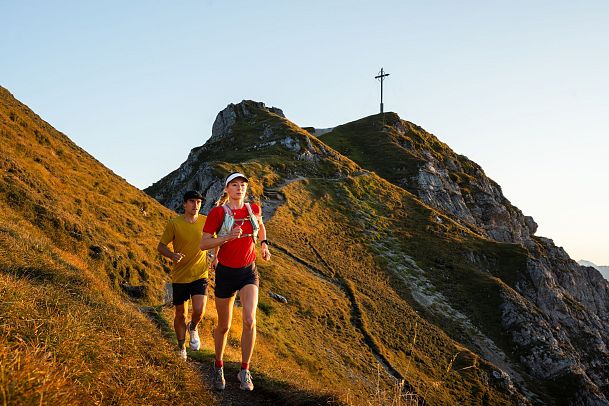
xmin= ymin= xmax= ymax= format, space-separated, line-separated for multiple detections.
xmin=174 ymin=301 xmax=188 ymax=350
xmin=190 ymin=294 xmax=208 ymax=329
xmin=187 ymin=294 xmax=207 ymax=351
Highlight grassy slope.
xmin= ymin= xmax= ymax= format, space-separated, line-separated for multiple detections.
xmin=265 ymin=176 xmax=521 ymax=405
xmin=0 ymin=87 xmax=175 ymax=298
xmin=319 ymin=113 xmax=430 ymax=185
xmin=0 ymin=87 xmax=215 ymax=404
xmin=151 ymin=103 xmax=525 ymax=404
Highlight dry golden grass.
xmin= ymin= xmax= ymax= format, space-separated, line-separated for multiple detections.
xmin=1 ymin=86 xmax=173 ymax=303
xmin=0 ymin=205 xmax=215 ymax=405
xmin=1 ymin=87 xmax=216 ymax=405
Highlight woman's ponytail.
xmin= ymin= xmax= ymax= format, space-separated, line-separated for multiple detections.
xmin=215 ymin=190 xmax=229 ymax=207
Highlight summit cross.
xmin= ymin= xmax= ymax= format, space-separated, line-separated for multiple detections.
xmin=374 ymin=68 xmax=390 ymax=114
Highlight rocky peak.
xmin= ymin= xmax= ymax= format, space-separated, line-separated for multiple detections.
xmin=146 ymin=100 xmax=342 ymax=213
xmin=209 ymin=100 xmax=285 ymax=143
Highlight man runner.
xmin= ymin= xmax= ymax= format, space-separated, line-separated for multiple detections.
xmin=158 ymin=190 xmax=209 ymax=360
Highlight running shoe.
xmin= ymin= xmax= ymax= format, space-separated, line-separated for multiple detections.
xmin=187 ymin=321 xmax=200 ymax=351
xmin=178 ymin=347 xmax=187 ymax=360
xmin=237 ymin=369 xmax=254 ymax=391
xmin=213 ymin=365 xmax=226 ymax=391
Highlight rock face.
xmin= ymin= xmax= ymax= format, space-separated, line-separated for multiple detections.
xmin=579 ymin=260 xmax=609 ymax=282
xmin=385 ymin=119 xmax=538 ymax=246
xmin=417 ymin=156 xmax=538 ymax=244
xmin=396 ymin=120 xmax=609 ymax=403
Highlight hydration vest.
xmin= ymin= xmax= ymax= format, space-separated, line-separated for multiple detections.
xmin=217 ymin=203 xmax=260 ymax=243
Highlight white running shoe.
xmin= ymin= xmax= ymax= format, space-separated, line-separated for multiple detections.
xmin=178 ymin=347 xmax=187 ymax=360
xmin=187 ymin=321 xmax=200 ymax=351
xmin=237 ymin=369 xmax=254 ymax=391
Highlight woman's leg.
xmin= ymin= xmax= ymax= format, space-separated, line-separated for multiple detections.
xmin=214 ymin=296 xmax=236 ymax=361
xmin=239 ymin=284 xmax=259 ymax=365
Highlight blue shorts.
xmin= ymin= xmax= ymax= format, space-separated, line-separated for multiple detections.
xmin=172 ymin=278 xmax=209 ymax=306
xmin=214 ymin=262 xmax=259 ymax=299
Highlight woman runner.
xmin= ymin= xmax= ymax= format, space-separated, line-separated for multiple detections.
xmin=200 ymin=172 xmax=271 ymax=391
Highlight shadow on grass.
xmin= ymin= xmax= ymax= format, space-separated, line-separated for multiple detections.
xmin=141 ymin=305 xmax=343 ymax=406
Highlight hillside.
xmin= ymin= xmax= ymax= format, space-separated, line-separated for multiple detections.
xmin=148 ymin=101 xmax=609 ymax=405
xmin=0 ymin=86 xmax=218 ymax=404
xmin=320 ymin=112 xmax=609 ymax=403
xmin=4 ymin=83 xmax=608 ymax=404
xmin=148 ymin=102 xmax=521 ymax=404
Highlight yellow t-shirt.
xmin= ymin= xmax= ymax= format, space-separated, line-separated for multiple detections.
xmin=160 ymin=215 xmax=208 ymax=283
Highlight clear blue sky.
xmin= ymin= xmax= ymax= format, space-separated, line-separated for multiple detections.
xmin=2 ymin=1 xmax=608 ymax=265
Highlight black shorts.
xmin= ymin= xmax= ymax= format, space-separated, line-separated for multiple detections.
xmin=214 ymin=262 xmax=259 ymax=299
xmin=172 ymin=278 xmax=209 ymax=306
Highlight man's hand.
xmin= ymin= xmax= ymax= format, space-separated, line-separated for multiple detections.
xmin=172 ymin=252 xmax=185 ymax=263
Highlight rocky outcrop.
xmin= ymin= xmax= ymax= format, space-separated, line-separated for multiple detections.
xmin=387 ymin=117 xmax=609 ymax=402
xmin=148 ymin=163 xmax=224 ymax=214
xmin=402 ymin=136 xmax=537 ymax=246
xmin=392 ymin=123 xmax=609 ymax=402
xmin=500 ymin=288 xmax=608 ymax=404
xmin=209 ymin=100 xmax=284 ymax=144
xmin=579 ymin=260 xmax=609 ymax=282
xmin=145 ymin=100 xmax=339 ymax=213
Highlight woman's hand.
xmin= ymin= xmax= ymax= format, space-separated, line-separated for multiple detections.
xmin=261 ymin=245 xmax=271 ymax=261
xmin=227 ymin=225 xmax=242 ymax=241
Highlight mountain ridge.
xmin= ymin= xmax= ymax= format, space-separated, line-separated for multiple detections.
xmin=320 ymin=110 xmax=609 ymax=402
xmin=146 ymin=100 xmax=609 ymax=404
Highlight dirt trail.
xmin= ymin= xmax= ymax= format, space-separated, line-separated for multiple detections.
xmin=193 ymin=361 xmax=279 ymax=406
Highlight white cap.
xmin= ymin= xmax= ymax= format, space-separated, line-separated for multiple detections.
xmin=225 ymin=172 xmax=249 ymax=186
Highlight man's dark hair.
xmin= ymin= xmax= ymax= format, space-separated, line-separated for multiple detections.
xmin=183 ymin=190 xmax=204 ymax=202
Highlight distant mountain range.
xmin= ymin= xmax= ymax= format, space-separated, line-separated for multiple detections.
xmin=578 ymin=260 xmax=609 ymax=281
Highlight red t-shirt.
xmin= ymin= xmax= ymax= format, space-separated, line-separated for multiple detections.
xmin=203 ymin=204 xmax=261 ymax=268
